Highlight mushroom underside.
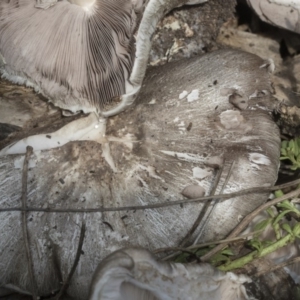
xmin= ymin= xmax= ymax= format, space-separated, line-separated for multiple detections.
xmin=0 ymin=0 xmax=210 ymax=118
xmin=0 ymin=0 xmax=141 ymax=113
xmin=88 ymin=247 xmax=251 ymax=300
xmin=0 ymin=49 xmax=280 ymax=299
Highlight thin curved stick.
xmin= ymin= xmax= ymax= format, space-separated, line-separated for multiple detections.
xmin=55 ymin=222 xmax=86 ymax=300
xmin=154 ymin=229 xmax=264 ymax=256
xmin=1 ymin=178 xmax=300 ymax=214
xmin=179 ymin=164 xmax=224 ymax=247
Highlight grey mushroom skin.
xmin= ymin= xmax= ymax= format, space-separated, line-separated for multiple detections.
xmin=0 ymin=49 xmax=280 ymax=299
xmin=88 ymin=247 xmax=251 ymax=300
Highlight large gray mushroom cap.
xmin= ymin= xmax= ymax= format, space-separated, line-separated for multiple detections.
xmin=0 ymin=1 xmax=282 ymax=299
xmin=0 ymin=49 xmax=280 ymax=299
xmin=88 ymin=247 xmax=251 ymax=300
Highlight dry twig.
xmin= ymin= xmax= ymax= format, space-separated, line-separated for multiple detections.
xmin=1 ymin=178 xmax=300 ymax=214
xmin=155 ymin=229 xmax=264 ymax=256
xmin=21 ymin=146 xmax=38 ymax=300
xmin=179 ymin=164 xmax=224 ymax=247
xmin=55 ymin=221 xmax=86 ymax=300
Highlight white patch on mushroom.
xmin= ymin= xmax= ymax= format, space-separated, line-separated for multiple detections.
xmin=177 ymin=121 xmax=186 ymax=134
xmin=183 ymin=23 xmax=194 ymax=37
xmin=249 ymin=153 xmax=271 ymax=166
xmin=160 ymin=151 xmax=205 ymax=163
xmin=139 ymin=164 xmax=164 ymax=182
xmin=13 ymin=156 xmax=36 ymax=169
xmin=231 ymin=84 xmax=243 ymax=90
xmin=253 ymin=103 xmax=270 ymax=111
xmin=219 ymin=110 xmax=244 ymax=129
xmin=260 ymin=58 xmax=275 ymax=73
xmin=163 ymin=20 xmax=181 ymax=30
xmin=164 ymin=170 xmax=177 ymax=177
xmin=166 ymin=38 xmax=183 ymax=58
xmin=148 ymin=99 xmax=156 ymax=104
xmin=108 ymin=133 xmax=136 ymax=151
xmin=173 ymin=117 xmax=179 ymax=122
xmin=108 ymin=231 xmax=129 ymax=243
xmin=147 ymin=166 xmax=164 ymax=181
xmin=192 ymin=167 xmax=212 ymax=179
xmin=187 ymin=89 xmax=199 ymax=102
xmin=179 ymin=90 xmax=188 ymax=99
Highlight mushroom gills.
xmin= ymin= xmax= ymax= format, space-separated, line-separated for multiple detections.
xmin=0 ymin=113 xmax=120 ymax=171
xmin=0 ymin=0 xmax=143 ymax=114
xmin=0 ymin=0 xmax=208 ymax=157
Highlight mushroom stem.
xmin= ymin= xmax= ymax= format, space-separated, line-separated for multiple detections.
xmin=102 ymin=0 xmax=208 ymax=117
xmin=0 ymin=113 xmax=122 ymax=171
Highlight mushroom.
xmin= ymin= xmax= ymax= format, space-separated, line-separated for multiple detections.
xmin=88 ymin=247 xmax=251 ymax=300
xmin=0 ymin=49 xmax=281 ymax=299
xmin=0 ymin=0 xmax=208 ymax=157
xmin=246 ymin=0 xmax=300 ymax=34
